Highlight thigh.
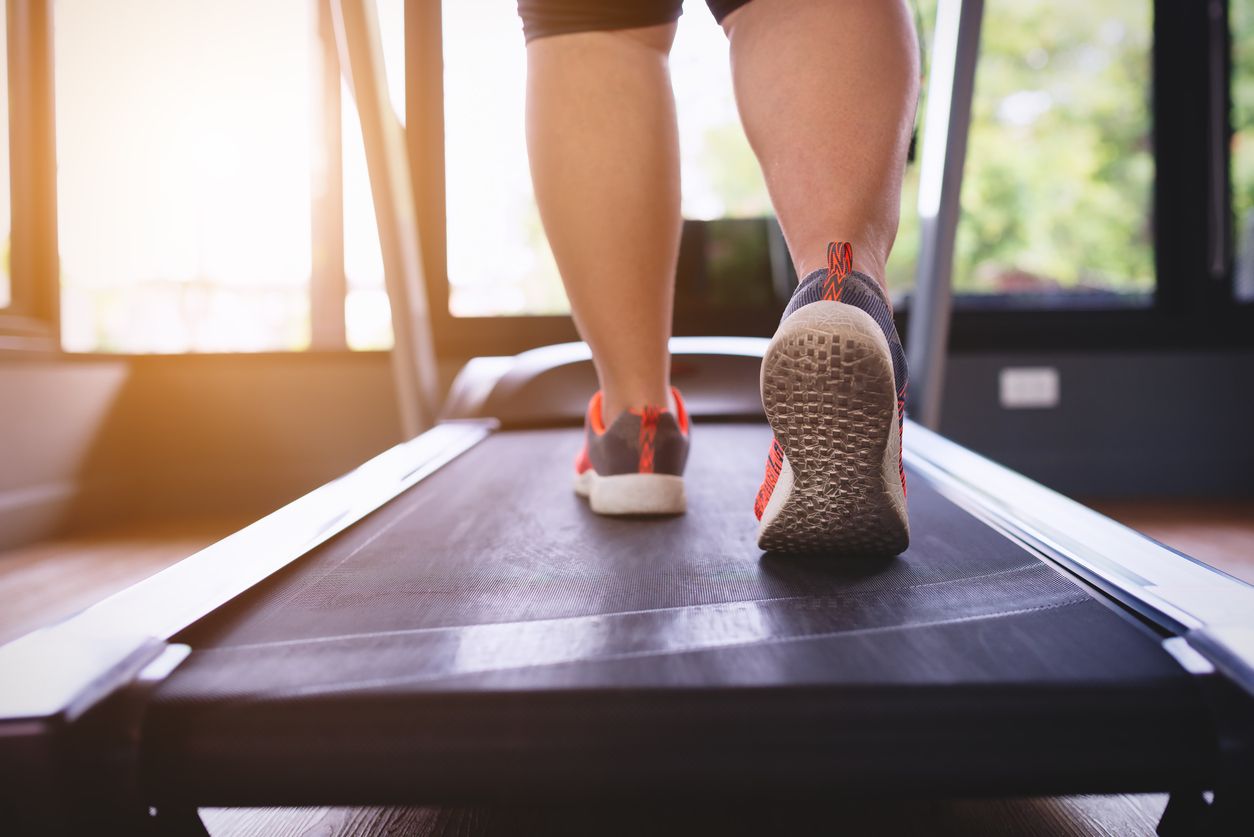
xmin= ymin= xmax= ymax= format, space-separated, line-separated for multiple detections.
xmin=518 ymin=0 xmax=685 ymax=42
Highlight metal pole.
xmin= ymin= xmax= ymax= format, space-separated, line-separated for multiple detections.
xmin=906 ymin=0 xmax=984 ymax=430
xmin=331 ymin=0 xmax=440 ymax=437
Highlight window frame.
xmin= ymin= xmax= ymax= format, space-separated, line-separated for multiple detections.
xmin=410 ymin=0 xmax=1254 ymax=362
xmin=19 ymin=0 xmax=355 ymax=357
xmin=1 ymin=0 xmax=59 ymax=353
xmin=6 ymin=0 xmax=1252 ymax=358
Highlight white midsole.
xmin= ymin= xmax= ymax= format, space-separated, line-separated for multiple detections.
xmin=574 ymin=470 xmax=687 ymax=516
xmin=757 ymin=454 xmax=795 ymax=534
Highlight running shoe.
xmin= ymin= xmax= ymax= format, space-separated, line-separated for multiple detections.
xmin=754 ymin=241 xmax=909 ymax=555
xmin=574 ymin=389 xmax=690 ymax=515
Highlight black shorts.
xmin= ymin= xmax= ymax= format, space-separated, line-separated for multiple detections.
xmin=517 ymin=0 xmax=756 ymax=42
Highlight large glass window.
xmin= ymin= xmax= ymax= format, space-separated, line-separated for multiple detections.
xmin=440 ymin=0 xmax=1153 ymax=314
xmin=1 ymin=3 xmax=10 ymax=310
xmin=54 ymin=0 xmax=410 ymax=354
xmin=1234 ymin=0 xmax=1254 ymax=301
xmin=44 ymin=0 xmax=1164 ymax=351
xmin=441 ymin=0 xmax=770 ymax=317
xmin=439 ymin=0 xmax=565 ymax=316
xmin=56 ymin=0 xmax=315 ymax=352
xmin=951 ymin=0 xmax=1154 ymax=304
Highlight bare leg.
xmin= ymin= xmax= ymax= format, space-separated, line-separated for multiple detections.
xmin=723 ymin=0 xmax=919 ymax=286
xmin=525 ymin=25 xmax=681 ymax=421
xmin=727 ymin=0 xmax=917 ymax=555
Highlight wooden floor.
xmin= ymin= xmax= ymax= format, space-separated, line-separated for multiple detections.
xmin=1089 ymin=499 xmax=1254 ymax=584
xmin=0 ymin=516 xmax=251 ymax=646
xmin=3 ymin=500 xmax=1250 ymax=836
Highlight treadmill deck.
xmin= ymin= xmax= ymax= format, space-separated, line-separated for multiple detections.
xmin=146 ymin=425 xmax=1213 ymax=804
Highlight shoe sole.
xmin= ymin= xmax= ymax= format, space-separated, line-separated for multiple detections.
xmin=757 ymin=301 xmax=909 ymax=556
xmin=574 ymin=471 xmax=687 ymax=516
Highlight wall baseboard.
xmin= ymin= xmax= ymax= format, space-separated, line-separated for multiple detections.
xmin=0 ymin=481 xmax=77 ymax=552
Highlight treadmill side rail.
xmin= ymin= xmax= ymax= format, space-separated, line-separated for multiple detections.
xmin=0 ymin=420 xmax=494 ymax=725
xmin=0 ymin=420 xmax=493 ymax=831
xmin=905 ymin=419 xmax=1254 ymax=697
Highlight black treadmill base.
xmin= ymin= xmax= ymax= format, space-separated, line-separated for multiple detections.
xmin=145 ymin=426 xmax=1213 ymax=805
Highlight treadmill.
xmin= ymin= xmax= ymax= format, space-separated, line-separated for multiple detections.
xmin=1 ymin=1 xmax=1251 ymax=834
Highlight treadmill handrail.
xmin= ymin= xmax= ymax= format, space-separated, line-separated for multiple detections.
xmin=0 ymin=421 xmax=494 ymax=723
xmin=442 ymin=337 xmax=772 ymax=425
xmin=907 ymin=0 xmax=984 ymax=430
xmin=476 ymin=336 xmax=771 ymax=409
xmin=331 ymin=0 xmax=441 ymax=437
xmin=905 ymin=419 xmax=1254 ymax=693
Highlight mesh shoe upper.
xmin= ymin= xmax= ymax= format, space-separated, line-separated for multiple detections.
xmin=577 ymin=389 xmax=690 ymax=478
xmin=780 ymin=242 xmax=908 ymax=399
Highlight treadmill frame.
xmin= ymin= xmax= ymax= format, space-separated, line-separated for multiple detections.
xmin=0 ymin=342 xmax=1252 ymax=832
xmin=2 ymin=0 xmax=1250 ymax=829
xmin=906 ymin=422 xmax=1254 ymax=692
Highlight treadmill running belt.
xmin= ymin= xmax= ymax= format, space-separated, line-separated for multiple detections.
xmin=147 ymin=425 xmax=1213 ymax=804
xmin=176 ymin=425 xmax=1091 ymax=645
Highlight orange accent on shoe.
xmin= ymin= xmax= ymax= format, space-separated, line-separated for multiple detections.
xmin=897 ymin=396 xmax=908 ymax=497
xmin=588 ymin=391 xmax=607 ymax=435
xmin=754 ymin=438 xmax=786 ymax=520
xmin=637 ymin=405 xmax=661 ymax=474
xmin=821 ymin=241 xmax=854 ymax=302
xmin=587 ymin=389 xmax=687 ymax=476
xmin=670 ymin=387 xmax=690 ymax=434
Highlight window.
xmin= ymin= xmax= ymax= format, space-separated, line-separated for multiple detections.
xmin=29 ymin=0 xmax=1239 ymax=354
xmin=1 ymin=3 xmax=10 ymax=310
xmin=946 ymin=0 xmax=1153 ymax=305
xmin=56 ymin=0 xmax=317 ymax=352
xmin=441 ymin=0 xmax=771 ymax=318
xmin=885 ymin=3 xmax=930 ymax=298
xmin=1234 ymin=0 xmax=1254 ymax=301
xmin=438 ymin=0 xmax=1153 ymax=318
xmin=54 ymin=0 xmax=409 ymax=354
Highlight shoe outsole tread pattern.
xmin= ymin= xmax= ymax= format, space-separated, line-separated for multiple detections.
xmin=757 ymin=301 xmax=910 ymax=556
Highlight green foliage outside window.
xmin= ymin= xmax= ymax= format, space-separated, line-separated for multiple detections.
xmin=1232 ymin=0 xmax=1254 ymax=299
xmin=887 ymin=0 xmax=1155 ymax=298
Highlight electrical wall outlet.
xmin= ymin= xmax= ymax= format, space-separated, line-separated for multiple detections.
xmin=999 ymin=367 xmax=1060 ymax=409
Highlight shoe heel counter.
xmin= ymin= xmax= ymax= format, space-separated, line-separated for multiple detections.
xmin=649 ymin=414 xmax=690 ymax=477
xmin=591 ymin=409 xmax=690 ymax=477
